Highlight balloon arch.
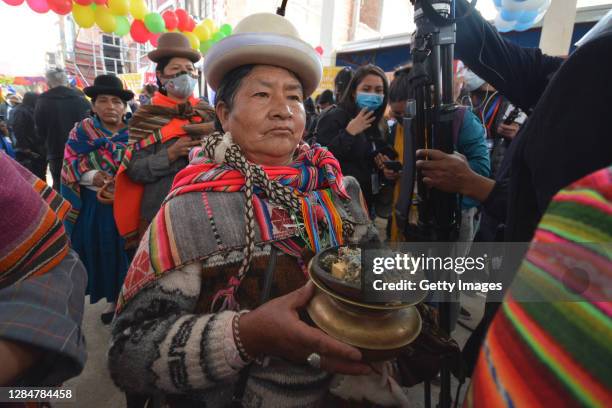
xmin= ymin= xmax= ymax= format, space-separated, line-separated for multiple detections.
xmin=1 ymin=0 xmax=234 ymax=55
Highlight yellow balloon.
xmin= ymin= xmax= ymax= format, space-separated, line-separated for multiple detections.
xmin=73 ymin=4 xmax=96 ymax=29
xmin=202 ymin=18 xmax=216 ymax=34
xmin=183 ymin=32 xmax=200 ymax=50
xmin=193 ymin=24 xmax=211 ymax=41
xmin=129 ymin=0 xmax=148 ymax=20
xmin=108 ymin=0 xmax=129 ymax=16
xmin=95 ymin=6 xmax=117 ymax=33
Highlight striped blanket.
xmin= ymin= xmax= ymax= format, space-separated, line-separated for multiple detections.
xmin=465 ymin=166 xmax=612 ymax=407
xmin=0 ymin=153 xmax=71 ymax=289
xmin=61 ymin=117 xmax=128 ymax=228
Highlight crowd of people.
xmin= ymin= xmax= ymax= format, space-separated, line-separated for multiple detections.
xmin=0 ymin=0 xmax=610 ymax=407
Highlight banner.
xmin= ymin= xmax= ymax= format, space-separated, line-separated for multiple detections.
xmin=312 ymin=66 xmax=343 ymax=99
xmin=118 ymin=73 xmax=143 ymax=93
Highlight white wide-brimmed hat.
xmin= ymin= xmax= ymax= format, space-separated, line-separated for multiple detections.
xmin=203 ymin=13 xmax=322 ymax=97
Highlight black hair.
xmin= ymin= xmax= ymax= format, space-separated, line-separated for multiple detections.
xmin=334 ymin=67 xmax=354 ymax=101
xmin=317 ymin=89 xmax=334 ymax=106
xmin=389 ymin=68 xmax=414 ymax=103
xmin=22 ymin=92 xmax=38 ymax=108
xmin=338 ymin=64 xmax=389 ymax=125
xmin=144 ymin=84 xmax=158 ymax=95
xmin=214 ymin=65 xmax=255 ymax=132
xmin=304 ymin=97 xmax=316 ymax=115
xmin=155 ymin=57 xmax=172 ymax=93
xmin=91 ymin=95 xmax=127 ymax=106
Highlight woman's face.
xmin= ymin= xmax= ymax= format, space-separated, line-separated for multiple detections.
xmin=216 ymin=65 xmax=306 ymax=166
xmin=157 ymin=57 xmax=196 ymax=98
xmin=355 ymin=74 xmax=384 ymax=96
xmin=93 ymin=94 xmax=126 ymax=128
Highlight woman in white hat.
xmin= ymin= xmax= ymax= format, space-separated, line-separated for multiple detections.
xmin=108 ymin=13 xmax=401 ymax=407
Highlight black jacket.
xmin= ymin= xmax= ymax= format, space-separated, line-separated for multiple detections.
xmin=34 ymin=86 xmax=91 ymax=160
xmin=456 ymin=0 xmax=612 ymax=242
xmin=315 ymin=106 xmax=392 ymax=208
xmin=11 ymin=103 xmax=44 ymax=158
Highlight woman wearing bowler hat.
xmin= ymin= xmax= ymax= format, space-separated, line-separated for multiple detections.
xmin=113 ymin=32 xmax=216 ymax=248
xmin=61 ymin=74 xmax=134 ymax=324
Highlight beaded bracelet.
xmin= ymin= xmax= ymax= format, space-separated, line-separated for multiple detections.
xmin=232 ymin=312 xmax=254 ymax=363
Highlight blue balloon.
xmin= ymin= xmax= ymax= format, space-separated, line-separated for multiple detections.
xmin=493 ymin=0 xmax=503 ymax=8
xmin=500 ymin=9 xmax=523 ymax=21
xmin=518 ymin=9 xmax=539 ymax=23
xmin=514 ymin=21 xmax=535 ymax=31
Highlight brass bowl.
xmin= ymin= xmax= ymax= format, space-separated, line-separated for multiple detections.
xmin=306 ymin=287 xmax=422 ymax=362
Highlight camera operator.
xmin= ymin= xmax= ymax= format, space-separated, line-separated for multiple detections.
xmin=415 ymin=0 xmax=612 ymax=373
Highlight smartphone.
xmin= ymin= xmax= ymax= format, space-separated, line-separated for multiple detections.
xmin=383 ymin=161 xmax=402 ymax=172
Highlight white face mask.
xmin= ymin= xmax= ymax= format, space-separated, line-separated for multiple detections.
xmin=162 ymin=72 xmax=198 ymax=99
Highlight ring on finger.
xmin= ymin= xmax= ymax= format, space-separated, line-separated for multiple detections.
xmin=306 ymin=352 xmax=321 ymax=369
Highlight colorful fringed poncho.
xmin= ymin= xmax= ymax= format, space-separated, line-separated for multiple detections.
xmin=0 ymin=152 xmax=71 ymax=289
xmin=60 ymin=116 xmax=128 ymax=230
xmin=465 ymin=166 xmax=612 ymax=407
xmin=116 ymin=139 xmax=373 ymax=313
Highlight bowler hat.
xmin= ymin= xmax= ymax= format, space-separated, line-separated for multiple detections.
xmin=83 ymin=74 xmax=134 ymax=101
xmin=148 ymin=32 xmax=201 ymax=63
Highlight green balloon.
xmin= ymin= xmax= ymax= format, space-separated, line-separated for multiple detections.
xmin=200 ymin=39 xmax=214 ymax=54
xmin=212 ymin=31 xmax=226 ymax=42
xmin=114 ymin=16 xmax=130 ymax=37
xmin=219 ymin=23 xmax=232 ymax=36
xmin=91 ymin=3 xmax=96 ymax=10
xmin=144 ymin=12 xmax=166 ymax=34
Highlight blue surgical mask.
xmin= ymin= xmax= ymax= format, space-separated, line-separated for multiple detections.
xmin=356 ymin=92 xmax=384 ymax=111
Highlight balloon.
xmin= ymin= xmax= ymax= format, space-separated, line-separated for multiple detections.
xmin=74 ymin=0 xmax=92 ymax=5
xmin=108 ymin=0 xmax=128 ymax=16
xmin=186 ymin=17 xmax=196 ymax=32
xmin=494 ymin=14 xmax=516 ymax=32
xmin=2 ymin=0 xmax=25 ymax=6
xmin=219 ymin=23 xmax=232 ymax=36
xmin=183 ymin=31 xmax=199 ymax=50
xmin=500 ymin=8 xmax=522 ymax=21
xmin=315 ymin=46 xmax=324 ymax=56
xmin=149 ymin=32 xmax=160 ymax=47
xmin=95 ymin=5 xmax=117 ymax=33
xmin=193 ymin=24 xmax=211 ymax=41
xmin=162 ymin=10 xmax=178 ymax=31
xmin=48 ymin=0 xmax=71 ymax=14
xmin=212 ymin=31 xmax=225 ymax=43
xmin=130 ymin=19 xmax=150 ymax=43
xmin=115 ymin=15 xmax=130 ymax=36
xmin=72 ymin=3 xmax=95 ymax=27
xmin=517 ymin=9 xmax=539 ymax=24
xmin=200 ymin=39 xmax=214 ymax=54
xmin=202 ymin=18 xmax=215 ymax=34
xmin=175 ymin=8 xmax=189 ymax=31
xmin=26 ymin=0 xmax=50 ymax=13
xmin=129 ymin=0 xmax=148 ymax=20
xmin=144 ymin=12 xmax=165 ymax=34
xmin=93 ymin=0 xmax=106 ymax=4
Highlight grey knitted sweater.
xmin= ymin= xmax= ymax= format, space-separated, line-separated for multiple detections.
xmin=108 ymin=176 xmax=379 ymax=407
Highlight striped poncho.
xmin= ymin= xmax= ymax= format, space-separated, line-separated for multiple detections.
xmin=465 ymin=166 xmax=612 ymax=407
xmin=0 ymin=152 xmax=71 ymax=289
xmin=60 ymin=117 xmax=128 ymax=229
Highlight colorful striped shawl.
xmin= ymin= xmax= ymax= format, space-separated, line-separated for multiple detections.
xmin=113 ymin=93 xmax=215 ymax=240
xmin=465 ymin=166 xmax=612 ymax=408
xmin=60 ymin=117 xmax=128 ymax=229
xmin=0 ymin=153 xmax=71 ymax=289
xmin=115 ymin=143 xmax=361 ymax=313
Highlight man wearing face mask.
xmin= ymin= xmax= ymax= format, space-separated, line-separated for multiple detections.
xmin=114 ymin=33 xmax=216 ymax=247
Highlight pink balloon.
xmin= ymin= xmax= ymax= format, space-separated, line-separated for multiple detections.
xmin=26 ymin=0 xmax=50 ymax=13
xmin=149 ymin=33 xmax=161 ymax=47
xmin=315 ymin=46 xmax=324 ymax=56
xmin=2 ymin=0 xmax=26 ymax=6
xmin=73 ymin=0 xmax=93 ymax=4
xmin=93 ymin=0 xmax=106 ymax=4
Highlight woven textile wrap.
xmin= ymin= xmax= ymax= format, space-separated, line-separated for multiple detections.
xmin=116 ymin=141 xmax=371 ymax=313
xmin=113 ymin=92 xmax=215 ymax=239
xmin=465 ymin=166 xmax=612 ymax=408
xmin=60 ymin=117 xmax=128 ymax=229
xmin=0 ymin=153 xmax=71 ymax=290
